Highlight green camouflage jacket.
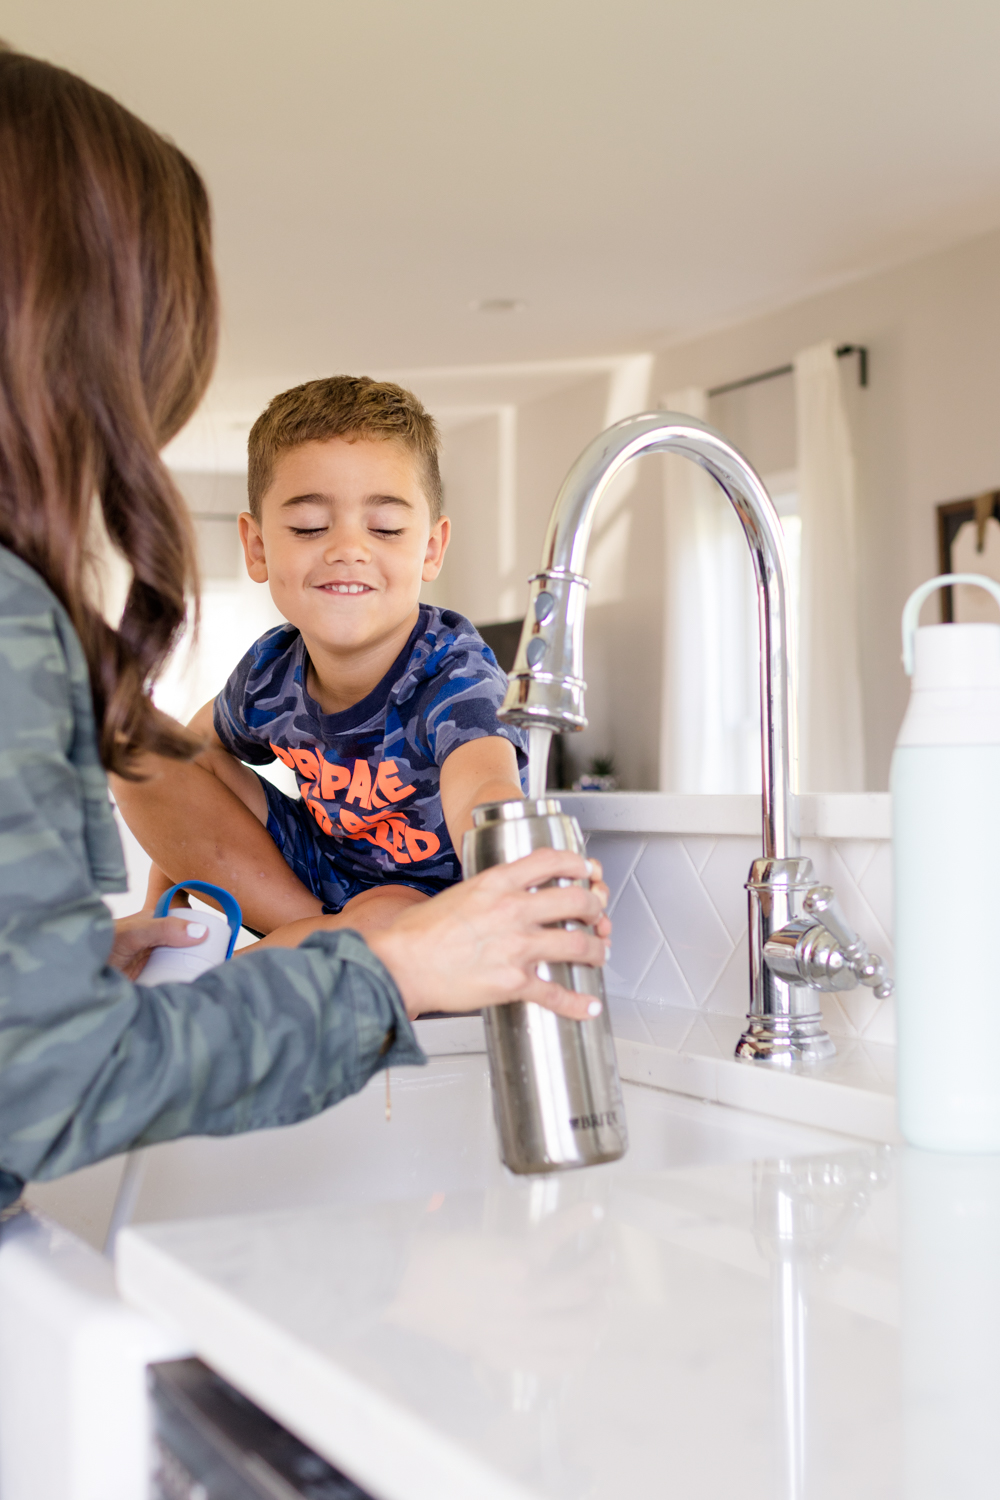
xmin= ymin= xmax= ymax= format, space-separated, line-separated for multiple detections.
xmin=0 ymin=545 xmax=425 ymax=1212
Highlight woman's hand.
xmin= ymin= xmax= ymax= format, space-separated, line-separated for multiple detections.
xmin=108 ymin=912 xmax=210 ymax=981
xmin=366 ymin=849 xmax=611 ymax=1021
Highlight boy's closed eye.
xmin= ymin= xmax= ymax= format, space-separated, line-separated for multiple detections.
xmin=287 ymin=523 xmax=407 ymax=539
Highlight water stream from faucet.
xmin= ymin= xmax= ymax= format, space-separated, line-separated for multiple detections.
xmin=527 ymin=726 xmax=553 ymax=801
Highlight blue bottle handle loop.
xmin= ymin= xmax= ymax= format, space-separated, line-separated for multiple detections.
xmin=901 ymin=572 xmax=1000 ymax=677
xmin=153 ymin=881 xmax=243 ymax=961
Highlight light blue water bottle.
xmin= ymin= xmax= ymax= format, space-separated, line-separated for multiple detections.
xmin=893 ymin=574 xmax=1000 ymax=1151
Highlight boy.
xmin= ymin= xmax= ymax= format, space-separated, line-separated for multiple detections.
xmin=116 ymin=376 xmax=527 ymax=941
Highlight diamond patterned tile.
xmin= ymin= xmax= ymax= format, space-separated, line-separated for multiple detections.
xmin=820 ymin=992 xmax=857 ymax=1038
xmin=584 ymin=834 xmax=645 ymax=914
xmin=633 ymin=839 xmax=733 ymax=1003
xmin=861 ymin=994 xmax=897 ymax=1046
xmin=636 ymin=938 xmax=695 ymax=1008
xmin=606 ymin=995 xmax=654 ymax=1044
xmin=700 ymin=1011 xmax=746 ymax=1057
xmin=856 ymin=842 xmax=893 ymax=957
xmin=600 ymin=830 xmax=896 ymax=1048
xmin=800 ymin=839 xmax=837 ymax=890
xmin=681 ymin=837 xmax=717 ymax=876
xmin=698 ymin=836 xmax=759 ymax=942
xmin=834 ymin=839 xmax=878 ymax=885
xmin=702 ymin=938 xmax=751 ymax=1017
xmin=835 ymin=985 xmax=885 ymax=1038
xmin=633 ymin=1001 xmax=699 ymax=1051
xmin=604 ymin=875 xmax=663 ymax=998
xmin=858 ymin=1036 xmax=897 ymax=1086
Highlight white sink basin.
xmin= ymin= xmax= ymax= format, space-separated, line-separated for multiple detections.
xmin=28 ymin=1037 xmax=855 ymax=1249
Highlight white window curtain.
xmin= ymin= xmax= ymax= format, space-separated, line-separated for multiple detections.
xmin=659 ymin=388 xmax=760 ymax=793
xmin=793 ymin=342 xmax=866 ymax=792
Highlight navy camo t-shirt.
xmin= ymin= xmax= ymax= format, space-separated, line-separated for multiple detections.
xmin=214 ymin=606 xmax=528 ymax=902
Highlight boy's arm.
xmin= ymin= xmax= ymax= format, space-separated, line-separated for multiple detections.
xmin=439 ymin=736 xmax=524 ymax=854
xmin=139 ymin=703 xmax=230 ymax=911
xmin=111 ymin=699 xmax=324 ymax=935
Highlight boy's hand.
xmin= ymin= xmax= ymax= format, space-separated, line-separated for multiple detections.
xmin=109 ymin=913 xmax=210 ymax=982
xmin=367 ymin=849 xmax=612 ymax=1021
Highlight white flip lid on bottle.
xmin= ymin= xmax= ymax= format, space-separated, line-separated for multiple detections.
xmin=136 ymin=879 xmax=243 ymax=986
xmin=896 ymin=572 xmax=1000 ymax=748
xmin=137 ymin=904 xmax=234 ymax=985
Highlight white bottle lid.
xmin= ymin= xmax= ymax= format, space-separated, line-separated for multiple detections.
xmin=912 ymin=623 xmax=1000 ymax=690
xmin=897 ymin=574 xmax=1000 ymax=747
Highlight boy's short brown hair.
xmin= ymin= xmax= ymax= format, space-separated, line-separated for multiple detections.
xmin=247 ymin=375 xmax=442 ymax=522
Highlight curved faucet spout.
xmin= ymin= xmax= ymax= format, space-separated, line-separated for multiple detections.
xmin=499 ymin=411 xmax=799 ymax=863
xmin=497 ymin=410 xmax=877 ymax=1067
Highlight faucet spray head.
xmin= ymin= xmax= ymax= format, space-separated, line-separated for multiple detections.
xmin=499 ymin=570 xmax=591 ymax=732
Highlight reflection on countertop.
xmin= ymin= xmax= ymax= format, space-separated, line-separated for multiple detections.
xmin=116 ymin=1058 xmax=1000 ymax=1500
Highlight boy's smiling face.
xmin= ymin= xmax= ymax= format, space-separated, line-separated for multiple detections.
xmin=239 ymin=436 xmax=450 ymax=674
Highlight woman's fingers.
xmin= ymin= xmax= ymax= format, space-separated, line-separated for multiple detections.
xmin=484 ymin=848 xmax=605 ymax=896
xmin=514 ymin=923 xmax=607 ymax=970
xmin=108 ymin=913 xmax=209 ymax=960
xmin=368 ymin=847 xmax=612 ymax=1019
xmin=515 ymin=973 xmax=603 ymax=1020
xmin=508 ymin=883 xmax=606 ymax=930
xmin=130 ymin=912 xmax=209 ymax=948
xmin=107 ymin=912 xmax=210 ymax=979
xmin=155 ymin=915 xmax=211 ymax=946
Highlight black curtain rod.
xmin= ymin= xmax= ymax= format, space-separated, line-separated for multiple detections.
xmin=707 ymin=344 xmax=868 ymax=399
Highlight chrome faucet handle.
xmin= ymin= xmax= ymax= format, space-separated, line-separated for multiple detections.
xmin=802 ymin=887 xmax=863 ymax=960
xmin=802 ymin=886 xmax=894 ymax=999
xmin=763 ymin=885 xmax=894 ymax=1000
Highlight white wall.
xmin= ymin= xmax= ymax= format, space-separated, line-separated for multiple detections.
xmin=652 ymin=227 xmax=1000 ymax=789
xmin=157 ymin=470 xmax=286 ymax=730
xmin=435 ymin=372 xmax=666 ymax=790
xmin=432 ymin=227 xmax=1000 ymax=792
xmin=422 ymin=414 xmax=501 ymax=620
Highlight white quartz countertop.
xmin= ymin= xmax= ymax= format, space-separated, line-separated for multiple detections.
xmin=113 ymin=1056 xmax=990 ymax=1500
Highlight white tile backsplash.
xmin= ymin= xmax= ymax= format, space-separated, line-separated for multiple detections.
xmin=588 ymin=830 xmax=895 ymax=1044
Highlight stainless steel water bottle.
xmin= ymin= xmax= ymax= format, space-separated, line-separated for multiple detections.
xmin=462 ymin=798 xmax=628 ymax=1174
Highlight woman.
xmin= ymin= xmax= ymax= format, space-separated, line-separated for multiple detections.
xmin=0 ymin=47 xmax=609 ymax=1214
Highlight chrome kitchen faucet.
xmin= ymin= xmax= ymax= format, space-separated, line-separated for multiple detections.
xmin=498 ymin=412 xmax=892 ymax=1066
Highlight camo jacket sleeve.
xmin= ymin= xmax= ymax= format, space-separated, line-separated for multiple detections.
xmin=0 ymin=547 xmax=425 ymax=1212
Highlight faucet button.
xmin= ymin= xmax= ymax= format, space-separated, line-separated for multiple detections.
xmin=534 ymin=590 xmax=556 ymax=624
xmin=526 ymin=637 xmax=547 ymax=668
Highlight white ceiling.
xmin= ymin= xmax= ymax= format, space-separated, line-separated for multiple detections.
xmin=6 ymin=0 xmax=1000 ymax=412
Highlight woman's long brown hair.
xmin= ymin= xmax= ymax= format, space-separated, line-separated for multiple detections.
xmin=0 ymin=47 xmax=218 ymax=774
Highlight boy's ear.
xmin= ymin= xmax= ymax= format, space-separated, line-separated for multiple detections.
xmin=422 ymin=516 xmax=451 ymax=582
xmin=238 ymin=513 xmax=269 ymax=583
